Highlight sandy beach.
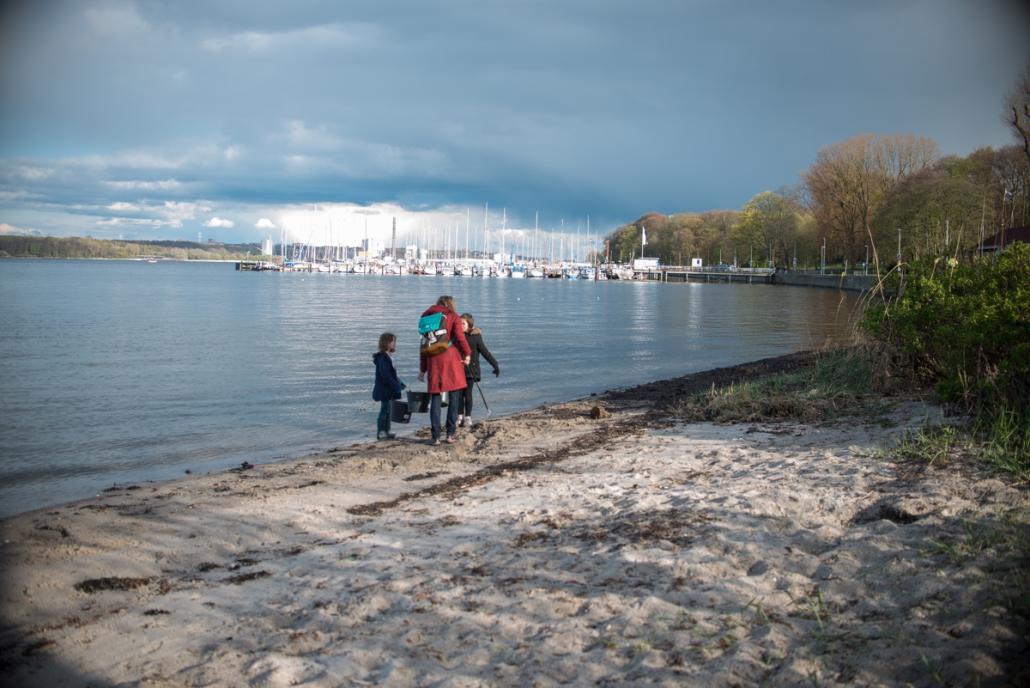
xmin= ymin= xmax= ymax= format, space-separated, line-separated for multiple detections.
xmin=1 ymin=352 xmax=1027 ymax=687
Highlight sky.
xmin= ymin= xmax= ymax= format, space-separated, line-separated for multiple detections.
xmin=0 ymin=0 xmax=1027 ymax=248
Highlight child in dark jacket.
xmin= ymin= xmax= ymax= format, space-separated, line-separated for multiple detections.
xmin=457 ymin=313 xmax=499 ymax=427
xmin=373 ymin=332 xmax=406 ymax=440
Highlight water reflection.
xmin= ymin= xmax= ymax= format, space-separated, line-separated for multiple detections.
xmin=0 ymin=261 xmax=859 ymax=516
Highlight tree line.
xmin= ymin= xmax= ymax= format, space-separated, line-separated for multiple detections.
xmin=0 ymin=236 xmax=264 ymax=261
xmin=607 ymin=62 xmax=1030 ymax=271
xmin=606 ymin=137 xmax=1028 ymax=270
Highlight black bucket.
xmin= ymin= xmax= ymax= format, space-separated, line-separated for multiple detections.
xmin=390 ymin=399 xmax=411 ymax=424
xmin=406 ymin=391 xmax=431 ymax=413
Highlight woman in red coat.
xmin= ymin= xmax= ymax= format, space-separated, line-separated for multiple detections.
xmin=418 ymin=295 xmax=471 ymax=444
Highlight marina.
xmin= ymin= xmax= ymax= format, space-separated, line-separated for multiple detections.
xmin=235 ymin=258 xmax=778 ymax=283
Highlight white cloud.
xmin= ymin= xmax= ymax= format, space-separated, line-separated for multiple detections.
xmin=17 ymin=166 xmax=52 ymax=181
xmin=287 ymin=120 xmax=341 ymax=150
xmin=159 ymin=200 xmax=210 ymax=220
xmin=0 ymin=222 xmax=40 ymax=236
xmin=97 ymin=217 xmax=183 ymax=228
xmin=105 ymin=179 xmax=182 ymax=191
xmin=89 ymin=150 xmax=182 ymax=170
xmin=273 ymin=201 xmax=499 ymax=246
xmin=76 ymin=199 xmax=213 ymax=232
xmin=205 ymin=217 xmax=234 ymax=228
xmin=77 ymin=141 xmax=245 ymax=174
xmin=255 ymin=218 xmax=277 ymax=229
xmin=107 ymin=202 xmax=141 ymax=212
xmin=201 ymin=23 xmax=378 ymax=53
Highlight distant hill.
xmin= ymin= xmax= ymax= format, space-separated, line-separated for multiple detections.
xmin=606 ymin=210 xmax=740 ymax=266
xmin=633 ymin=212 xmax=668 ymax=228
xmin=0 ymin=235 xmax=265 ymax=261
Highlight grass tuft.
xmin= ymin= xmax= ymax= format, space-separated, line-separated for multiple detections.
xmin=882 ymin=419 xmax=1029 ymax=483
xmin=673 ymin=348 xmax=879 ymax=423
xmin=886 ymin=425 xmax=963 ymax=467
xmin=976 ymin=408 xmax=1030 ymax=480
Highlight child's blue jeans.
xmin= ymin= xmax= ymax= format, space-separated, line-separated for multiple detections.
xmin=378 ymin=399 xmax=391 ymax=432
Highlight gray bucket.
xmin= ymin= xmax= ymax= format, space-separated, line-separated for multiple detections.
xmin=390 ymin=399 xmax=411 ymax=424
xmin=406 ymin=391 xmax=431 ymax=413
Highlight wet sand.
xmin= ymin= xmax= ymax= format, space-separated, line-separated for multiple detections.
xmin=1 ymin=352 xmax=1027 ymax=686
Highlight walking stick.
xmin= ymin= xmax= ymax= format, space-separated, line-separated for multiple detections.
xmin=464 ymin=364 xmax=492 ymax=418
xmin=475 ymin=380 xmax=491 ymax=417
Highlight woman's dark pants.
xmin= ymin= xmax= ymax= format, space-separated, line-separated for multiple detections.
xmin=429 ymin=391 xmax=460 ymax=439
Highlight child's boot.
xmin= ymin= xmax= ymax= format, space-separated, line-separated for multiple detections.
xmin=380 ymin=417 xmax=396 ymax=440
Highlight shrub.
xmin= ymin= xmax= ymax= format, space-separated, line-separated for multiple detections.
xmin=861 ymin=244 xmax=1030 ymax=473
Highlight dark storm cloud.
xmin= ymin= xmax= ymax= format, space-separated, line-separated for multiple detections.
xmin=1 ymin=0 xmax=1027 ymax=240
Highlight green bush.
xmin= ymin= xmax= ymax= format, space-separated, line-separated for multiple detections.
xmin=862 ymin=244 xmax=1030 ymax=473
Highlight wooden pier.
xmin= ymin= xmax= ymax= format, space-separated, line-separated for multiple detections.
xmin=634 ymin=267 xmax=776 ymax=284
xmin=235 ymin=260 xmax=280 ymax=271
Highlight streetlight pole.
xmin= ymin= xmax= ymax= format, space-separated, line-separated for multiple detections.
xmin=1003 ymin=189 xmax=1013 ymax=248
xmin=864 ymin=243 xmax=868 ymax=275
xmin=820 ymin=237 xmax=826 ymax=274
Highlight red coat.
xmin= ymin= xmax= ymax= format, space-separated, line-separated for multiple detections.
xmin=419 ymin=305 xmax=471 ymax=394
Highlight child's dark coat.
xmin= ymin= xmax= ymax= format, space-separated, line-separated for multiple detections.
xmin=373 ymin=352 xmax=404 ymax=401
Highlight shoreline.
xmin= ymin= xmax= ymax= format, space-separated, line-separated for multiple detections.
xmin=0 ymin=351 xmax=830 ymax=522
xmin=0 ymin=256 xmax=245 ymax=263
xmin=2 ymin=351 xmax=1027 ymax=685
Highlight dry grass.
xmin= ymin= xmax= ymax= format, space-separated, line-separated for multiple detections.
xmin=672 ymin=348 xmax=882 ymax=423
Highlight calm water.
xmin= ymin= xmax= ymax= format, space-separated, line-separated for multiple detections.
xmin=0 ymin=260 xmax=860 ymax=517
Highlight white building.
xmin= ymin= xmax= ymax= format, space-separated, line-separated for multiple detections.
xmin=361 ymin=238 xmax=385 ymax=257
xmin=633 ymin=257 xmax=660 ymax=270
xmin=261 ymin=238 xmax=274 ymax=256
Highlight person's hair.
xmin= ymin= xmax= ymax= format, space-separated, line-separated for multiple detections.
xmin=436 ymin=295 xmax=456 ymax=312
xmin=378 ymin=332 xmax=396 ymax=352
xmin=461 ymin=312 xmax=475 ymax=329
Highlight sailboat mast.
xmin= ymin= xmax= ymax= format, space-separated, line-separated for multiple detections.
xmin=534 ymin=211 xmax=538 ymax=263
xmin=560 ymin=218 xmax=565 ymax=264
xmin=501 ymin=208 xmax=507 ymax=263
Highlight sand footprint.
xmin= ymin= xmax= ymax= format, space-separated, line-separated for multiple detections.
xmin=247 ymin=653 xmax=326 ymax=687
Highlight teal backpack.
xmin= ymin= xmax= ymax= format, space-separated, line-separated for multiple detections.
xmin=418 ymin=312 xmax=451 ymax=357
